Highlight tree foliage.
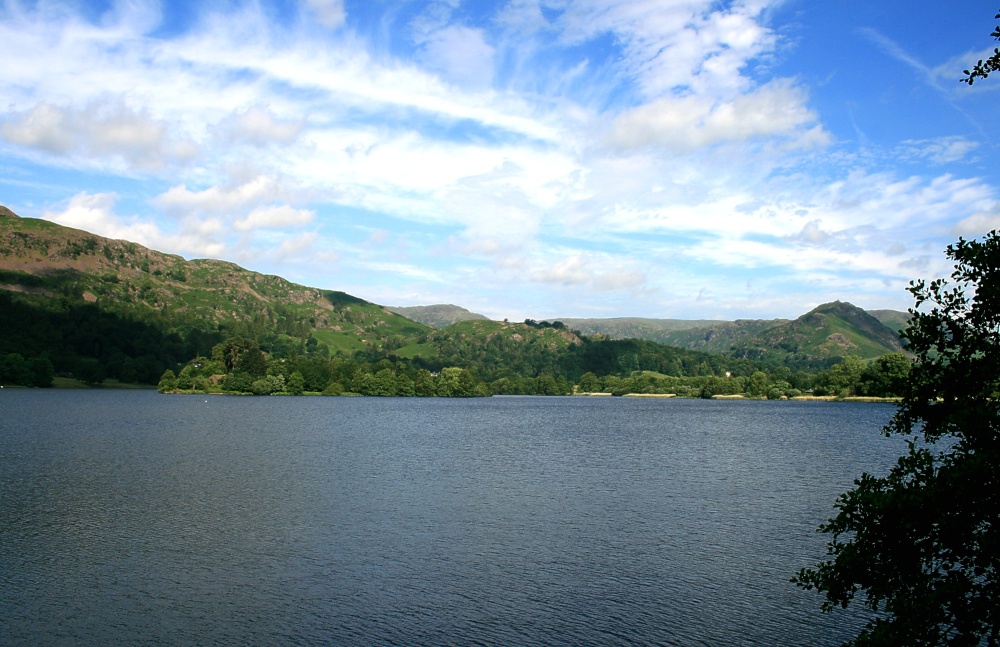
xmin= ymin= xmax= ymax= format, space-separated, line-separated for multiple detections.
xmin=794 ymin=232 xmax=1000 ymax=645
xmin=0 ymin=353 xmax=54 ymax=387
xmin=962 ymin=10 xmax=1000 ymax=84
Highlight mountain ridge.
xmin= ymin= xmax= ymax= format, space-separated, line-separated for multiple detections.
xmin=1 ymin=204 xmax=907 ymax=386
xmin=0 ymin=206 xmax=430 ymax=378
xmin=387 ymin=304 xmax=490 ymax=328
xmin=393 ymin=301 xmax=908 ymax=367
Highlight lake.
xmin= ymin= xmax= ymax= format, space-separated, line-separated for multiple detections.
xmin=0 ymin=390 xmax=904 ymax=645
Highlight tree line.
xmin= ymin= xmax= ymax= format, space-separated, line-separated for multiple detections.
xmin=152 ymin=332 xmax=912 ymax=399
xmin=0 ymin=290 xmax=219 ymax=386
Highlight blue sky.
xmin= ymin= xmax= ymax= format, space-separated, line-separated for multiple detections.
xmin=1 ymin=0 xmax=998 ymax=320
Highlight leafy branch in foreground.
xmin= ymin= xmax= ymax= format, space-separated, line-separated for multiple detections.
xmin=794 ymin=232 xmax=1000 ymax=645
xmin=962 ymin=9 xmax=1000 ymax=84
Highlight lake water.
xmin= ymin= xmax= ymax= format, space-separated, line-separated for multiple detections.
xmin=0 ymin=390 xmax=905 ymax=645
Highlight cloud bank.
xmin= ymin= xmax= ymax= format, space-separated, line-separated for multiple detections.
xmin=0 ymin=0 xmax=996 ymax=320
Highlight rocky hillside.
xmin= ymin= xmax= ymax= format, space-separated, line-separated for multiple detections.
xmin=0 ymin=206 xmax=429 ymax=355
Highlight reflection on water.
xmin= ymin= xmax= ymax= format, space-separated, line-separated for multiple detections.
xmin=0 ymin=390 xmax=902 ymax=645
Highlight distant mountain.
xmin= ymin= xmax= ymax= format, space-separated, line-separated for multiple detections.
xmin=394 ymin=300 xmax=907 ymax=370
xmin=721 ymin=301 xmax=906 ymax=368
xmin=387 ymin=304 xmax=489 ymax=328
xmin=560 ymin=302 xmax=906 ymax=370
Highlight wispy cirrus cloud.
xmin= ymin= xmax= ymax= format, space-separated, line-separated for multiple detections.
xmin=894 ymin=136 xmax=979 ymax=165
xmin=305 ymin=0 xmax=346 ymax=29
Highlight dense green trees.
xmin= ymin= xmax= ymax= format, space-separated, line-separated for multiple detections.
xmin=1 ymin=268 xmax=910 ymax=395
xmin=795 ymin=232 xmax=1000 ymax=645
xmin=577 ymin=372 xmax=602 ymax=393
xmin=810 ymin=353 xmax=912 ymax=398
xmin=155 ymin=332 xmax=913 ymax=399
xmin=820 ymin=356 xmax=866 ymax=396
xmin=860 ymin=352 xmax=911 ymax=398
xmin=0 ymin=353 xmax=53 ymax=387
xmin=287 ymin=371 xmax=305 ymax=395
xmin=159 ymin=345 xmax=492 ymax=397
xmin=0 ymin=289 xmax=219 ymax=385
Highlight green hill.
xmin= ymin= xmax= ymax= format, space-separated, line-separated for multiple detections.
xmin=0 ymin=206 xmax=429 ymax=382
xmin=721 ymin=301 xmax=906 ymax=368
xmin=868 ymin=309 xmax=911 ymax=336
xmin=558 ymin=303 xmax=905 ymax=369
xmin=2 ymin=205 xmax=754 ymax=391
xmin=395 ymin=319 xmax=588 ymax=378
xmin=392 ymin=317 xmax=760 ymax=386
xmin=556 ymin=316 xmax=735 ymax=344
xmin=0 ymin=204 xmax=910 ymax=393
xmin=656 ymin=318 xmax=789 ymax=353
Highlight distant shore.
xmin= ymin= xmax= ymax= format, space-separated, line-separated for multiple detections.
xmin=575 ymin=391 xmax=901 ymax=403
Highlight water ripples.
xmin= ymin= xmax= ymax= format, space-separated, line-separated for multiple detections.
xmin=0 ymin=391 xmax=903 ymax=645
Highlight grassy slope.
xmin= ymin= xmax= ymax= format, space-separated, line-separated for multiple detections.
xmin=0 ymin=206 xmax=907 ymax=375
xmin=0 ymin=207 xmax=430 ymax=349
xmin=868 ymin=309 xmax=911 ymax=336
xmin=729 ymin=301 xmax=905 ymax=363
xmin=613 ymin=303 xmax=904 ymax=365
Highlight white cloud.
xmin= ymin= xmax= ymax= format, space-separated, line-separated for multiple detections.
xmin=896 ymin=137 xmax=980 ymax=165
xmin=43 ymin=190 xmax=323 ymax=263
xmin=1 ymin=103 xmax=74 ymax=153
xmin=1 ymin=100 xmax=198 ymax=169
xmin=527 ymin=252 xmax=649 ymax=293
xmin=496 ymin=0 xmax=549 ymax=35
xmin=788 ymin=220 xmax=831 ymax=244
xmin=954 ymin=204 xmax=1000 ymax=237
xmin=417 ymin=25 xmax=496 ymax=87
xmin=2 ymin=1 xmax=997 ymax=320
xmin=218 ymin=106 xmax=304 ymax=146
xmin=43 ymin=192 xmax=226 ymax=258
xmin=606 ymin=79 xmax=826 ymax=152
xmin=271 ymin=232 xmax=319 ymax=261
xmin=305 ymin=0 xmax=346 ymax=29
xmin=152 ymin=176 xmax=290 ymax=217
xmin=359 ymin=261 xmax=446 ymax=283
xmin=45 ymin=192 xmax=127 ymax=235
xmin=860 ymin=27 xmax=942 ymax=93
xmin=594 ymin=269 xmax=647 ymax=291
xmin=234 ymin=205 xmax=315 ymax=231
xmin=558 ymin=0 xmax=777 ymax=100
xmin=683 ymin=235 xmax=941 ymax=282
xmin=531 ymin=254 xmax=592 ymax=285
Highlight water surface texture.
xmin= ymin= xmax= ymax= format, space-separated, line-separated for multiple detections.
xmin=0 ymin=391 xmax=904 ymax=645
